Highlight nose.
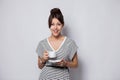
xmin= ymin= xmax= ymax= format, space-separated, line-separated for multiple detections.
xmin=54 ymin=24 xmax=58 ymax=29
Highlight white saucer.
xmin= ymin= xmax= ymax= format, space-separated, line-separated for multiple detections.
xmin=48 ymin=59 xmax=62 ymax=63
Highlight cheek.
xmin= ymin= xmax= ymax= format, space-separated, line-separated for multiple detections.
xmin=50 ymin=26 xmax=54 ymax=30
xmin=59 ymin=26 xmax=63 ymax=30
xmin=50 ymin=28 xmax=53 ymax=32
xmin=50 ymin=25 xmax=63 ymax=31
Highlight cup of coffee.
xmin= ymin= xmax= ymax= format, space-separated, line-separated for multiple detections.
xmin=48 ymin=51 xmax=56 ymax=58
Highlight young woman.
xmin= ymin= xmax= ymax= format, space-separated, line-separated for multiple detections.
xmin=36 ymin=8 xmax=78 ymax=80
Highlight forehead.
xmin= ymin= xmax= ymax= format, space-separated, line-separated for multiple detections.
xmin=52 ymin=18 xmax=61 ymax=23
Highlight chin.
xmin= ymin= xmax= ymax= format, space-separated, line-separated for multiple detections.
xmin=53 ymin=34 xmax=60 ymax=37
xmin=53 ymin=35 xmax=59 ymax=37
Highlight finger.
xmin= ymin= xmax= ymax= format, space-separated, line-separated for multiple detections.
xmin=56 ymin=62 xmax=61 ymax=65
xmin=58 ymin=62 xmax=61 ymax=64
xmin=45 ymin=53 xmax=48 ymax=56
xmin=46 ymin=56 xmax=49 ymax=58
xmin=45 ymin=55 xmax=48 ymax=58
xmin=61 ymin=59 xmax=65 ymax=63
xmin=44 ymin=50 xmax=47 ymax=53
xmin=55 ymin=62 xmax=59 ymax=65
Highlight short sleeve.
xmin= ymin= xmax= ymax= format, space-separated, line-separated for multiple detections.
xmin=69 ymin=40 xmax=78 ymax=61
xmin=36 ymin=42 xmax=44 ymax=57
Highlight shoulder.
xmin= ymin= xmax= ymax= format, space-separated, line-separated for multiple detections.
xmin=38 ymin=38 xmax=47 ymax=45
xmin=66 ymin=37 xmax=78 ymax=49
xmin=66 ymin=37 xmax=76 ymax=45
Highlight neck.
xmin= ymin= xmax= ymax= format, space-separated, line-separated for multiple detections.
xmin=50 ymin=34 xmax=64 ymax=40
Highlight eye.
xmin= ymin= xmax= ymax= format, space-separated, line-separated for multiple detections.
xmin=57 ymin=23 xmax=61 ymax=26
xmin=51 ymin=23 xmax=55 ymax=26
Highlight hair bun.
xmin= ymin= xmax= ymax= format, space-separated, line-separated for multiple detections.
xmin=50 ymin=8 xmax=62 ymax=14
xmin=48 ymin=8 xmax=64 ymax=28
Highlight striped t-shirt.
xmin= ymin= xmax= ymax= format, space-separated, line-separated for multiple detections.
xmin=36 ymin=37 xmax=78 ymax=80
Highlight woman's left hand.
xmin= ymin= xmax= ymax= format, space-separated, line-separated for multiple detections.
xmin=56 ymin=59 xmax=67 ymax=67
xmin=56 ymin=53 xmax=78 ymax=68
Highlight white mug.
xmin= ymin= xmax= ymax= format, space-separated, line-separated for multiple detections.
xmin=48 ymin=51 xmax=56 ymax=58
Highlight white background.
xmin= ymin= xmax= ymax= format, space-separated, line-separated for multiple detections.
xmin=0 ymin=0 xmax=120 ymax=80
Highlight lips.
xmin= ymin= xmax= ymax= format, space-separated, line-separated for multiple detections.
xmin=53 ymin=30 xmax=59 ymax=33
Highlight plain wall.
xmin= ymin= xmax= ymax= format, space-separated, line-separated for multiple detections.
xmin=0 ymin=0 xmax=120 ymax=80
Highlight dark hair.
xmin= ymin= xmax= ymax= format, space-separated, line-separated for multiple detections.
xmin=48 ymin=8 xmax=64 ymax=28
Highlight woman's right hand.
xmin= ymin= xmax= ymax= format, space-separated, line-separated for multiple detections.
xmin=42 ymin=51 xmax=49 ymax=61
xmin=38 ymin=51 xmax=48 ymax=69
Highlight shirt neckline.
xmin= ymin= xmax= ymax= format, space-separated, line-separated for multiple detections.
xmin=47 ymin=36 xmax=67 ymax=52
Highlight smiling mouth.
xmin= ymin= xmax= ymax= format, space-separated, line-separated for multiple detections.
xmin=53 ymin=30 xmax=59 ymax=33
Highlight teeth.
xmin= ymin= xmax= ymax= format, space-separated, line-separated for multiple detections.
xmin=54 ymin=30 xmax=58 ymax=33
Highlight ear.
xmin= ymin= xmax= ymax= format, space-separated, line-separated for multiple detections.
xmin=62 ymin=24 xmax=64 ymax=28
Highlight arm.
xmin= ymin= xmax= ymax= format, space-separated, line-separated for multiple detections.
xmin=38 ymin=56 xmax=46 ymax=69
xmin=66 ymin=53 xmax=78 ymax=68
xmin=57 ymin=52 xmax=78 ymax=68
xmin=38 ymin=51 xmax=49 ymax=69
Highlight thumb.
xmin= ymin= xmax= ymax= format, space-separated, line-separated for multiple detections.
xmin=44 ymin=50 xmax=47 ymax=53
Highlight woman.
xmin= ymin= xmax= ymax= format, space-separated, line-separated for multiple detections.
xmin=36 ymin=8 xmax=78 ymax=80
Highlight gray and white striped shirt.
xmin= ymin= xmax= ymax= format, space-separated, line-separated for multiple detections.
xmin=36 ymin=37 xmax=78 ymax=80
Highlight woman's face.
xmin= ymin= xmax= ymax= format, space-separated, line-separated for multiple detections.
xmin=50 ymin=18 xmax=63 ymax=37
